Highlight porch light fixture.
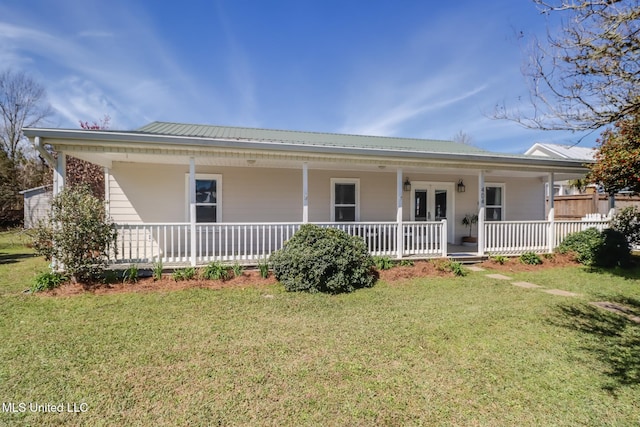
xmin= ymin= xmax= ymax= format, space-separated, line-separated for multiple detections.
xmin=457 ymin=179 xmax=466 ymax=193
xmin=403 ymin=179 xmax=411 ymax=192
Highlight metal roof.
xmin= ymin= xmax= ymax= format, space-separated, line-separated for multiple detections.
xmin=525 ymin=142 xmax=596 ymax=160
xmin=136 ymin=121 xmax=490 ymax=155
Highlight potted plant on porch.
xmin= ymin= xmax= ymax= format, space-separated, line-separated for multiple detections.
xmin=461 ymin=213 xmax=478 ymax=246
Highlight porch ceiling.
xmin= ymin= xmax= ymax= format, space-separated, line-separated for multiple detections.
xmin=64 ymin=148 xmax=585 ymax=181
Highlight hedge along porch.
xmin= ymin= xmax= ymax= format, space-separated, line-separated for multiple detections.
xmin=24 ymin=122 xmax=598 ymax=266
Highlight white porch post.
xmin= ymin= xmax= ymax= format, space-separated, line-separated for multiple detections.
xmin=608 ymin=194 xmax=616 ymax=219
xmin=396 ymin=168 xmax=403 ymax=259
xmin=104 ymin=167 xmax=110 ymax=214
xmin=477 ymin=170 xmax=485 ymax=256
xmin=53 ymin=153 xmax=66 ymax=196
xmin=302 ymin=162 xmax=309 ymax=223
xmin=548 ymin=172 xmax=555 ymax=252
xmin=189 ymin=157 xmax=197 ymax=266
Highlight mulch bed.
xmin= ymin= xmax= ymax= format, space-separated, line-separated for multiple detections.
xmin=41 ymin=254 xmax=581 ymax=297
xmin=43 ymin=270 xmax=277 ymax=297
xmin=478 ymin=252 xmax=579 ymax=272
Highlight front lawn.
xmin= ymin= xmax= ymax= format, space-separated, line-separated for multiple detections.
xmin=1 ymin=231 xmax=639 ymax=426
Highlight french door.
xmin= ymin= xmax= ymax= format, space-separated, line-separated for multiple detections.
xmin=410 ymin=182 xmax=455 ymax=243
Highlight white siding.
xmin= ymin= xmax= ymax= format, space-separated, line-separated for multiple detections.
xmin=106 ymin=162 xmax=546 ymax=245
xmin=23 ymin=189 xmax=52 ymax=228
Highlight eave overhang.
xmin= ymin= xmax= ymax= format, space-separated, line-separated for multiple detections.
xmin=23 ymin=128 xmax=590 ymax=175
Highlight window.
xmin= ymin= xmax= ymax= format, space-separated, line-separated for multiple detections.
xmin=331 ymin=178 xmax=359 ymax=221
xmin=485 ymin=184 xmax=504 ymax=221
xmin=186 ymin=174 xmax=222 ymax=223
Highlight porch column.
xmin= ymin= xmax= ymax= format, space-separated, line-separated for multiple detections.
xmin=608 ymin=193 xmax=616 ymax=219
xmin=548 ymin=172 xmax=555 ymax=252
xmin=53 ymin=153 xmax=66 ymax=196
xmin=396 ymin=168 xmax=403 ymax=259
xmin=477 ymin=170 xmax=485 ymax=256
xmin=189 ymin=157 xmax=197 ymax=266
xmin=104 ymin=167 xmax=110 ymax=214
xmin=302 ymin=162 xmax=309 ymax=223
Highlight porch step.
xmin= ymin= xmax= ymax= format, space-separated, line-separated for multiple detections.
xmin=447 ymin=254 xmax=488 ymax=264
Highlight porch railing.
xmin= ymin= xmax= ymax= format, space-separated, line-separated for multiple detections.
xmin=112 ymin=220 xmax=447 ymax=265
xmin=484 ymin=219 xmax=610 ymax=255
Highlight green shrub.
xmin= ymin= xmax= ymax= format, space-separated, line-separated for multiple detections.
xmin=433 ymin=260 xmax=467 ymax=276
xmin=491 ymin=255 xmax=507 ymax=265
xmin=373 ymin=256 xmax=394 ymax=270
xmin=448 ymin=261 xmax=467 ymax=277
xmin=399 ymin=259 xmax=414 ymax=267
xmin=557 ymin=227 xmax=630 ymax=267
xmin=598 ymin=228 xmax=631 ymax=268
xmin=31 ymin=271 xmax=68 ymax=293
xmin=123 ymin=264 xmax=139 ymax=283
xmin=231 ymin=263 xmax=244 ymax=277
xmin=611 ymin=206 xmax=640 ymax=246
xmin=520 ymin=252 xmax=542 ymax=265
xmin=172 ymin=267 xmax=196 ymax=281
xmin=258 ymin=259 xmax=270 ymax=278
xmin=270 ymin=224 xmax=376 ymax=294
xmin=202 ymin=261 xmax=230 ymax=281
xmin=557 ymin=227 xmax=603 ymax=265
xmin=152 ymin=261 xmax=163 ymax=281
xmin=32 ymin=185 xmax=117 ymax=283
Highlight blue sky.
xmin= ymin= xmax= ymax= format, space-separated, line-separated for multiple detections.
xmin=0 ymin=0 xmax=597 ymax=153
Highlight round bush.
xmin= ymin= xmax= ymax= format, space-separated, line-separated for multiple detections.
xmin=557 ymin=227 xmax=630 ymax=267
xmin=270 ymin=224 xmax=377 ymax=294
xmin=598 ymin=228 xmax=631 ymax=268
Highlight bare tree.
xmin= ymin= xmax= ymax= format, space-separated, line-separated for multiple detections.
xmin=453 ymin=130 xmax=474 ymax=146
xmin=0 ymin=69 xmax=53 ymax=226
xmin=496 ymin=0 xmax=640 ymax=131
xmin=0 ymin=69 xmax=53 ymax=162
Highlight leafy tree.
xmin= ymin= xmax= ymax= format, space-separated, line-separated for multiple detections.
xmin=497 ymin=0 xmax=640 ymax=131
xmin=33 ymin=185 xmax=117 ymax=283
xmin=587 ymin=114 xmax=640 ymax=194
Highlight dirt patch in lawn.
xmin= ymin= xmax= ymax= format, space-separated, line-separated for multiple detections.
xmin=43 ymin=270 xmax=277 ymax=297
xmin=479 ymin=252 xmax=580 ymax=272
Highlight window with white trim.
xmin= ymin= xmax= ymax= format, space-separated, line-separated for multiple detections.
xmin=485 ymin=184 xmax=504 ymax=221
xmin=186 ymin=174 xmax=222 ymax=223
xmin=331 ymin=178 xmax=359 ymax=222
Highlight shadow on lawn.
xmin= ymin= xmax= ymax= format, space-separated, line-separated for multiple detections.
xmin=0 ymin=252 xmax=37 ymax=265
xmin=554 ymin=297 xmax=640 ymax=392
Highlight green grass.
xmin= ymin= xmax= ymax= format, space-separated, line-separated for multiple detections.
xmin=0 ymin=229 xmax=49 ymax=294
xmin=1 ymin=230 xmax=639 ymax=425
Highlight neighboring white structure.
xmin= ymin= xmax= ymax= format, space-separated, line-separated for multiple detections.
xmin=23 ymin=122 xmax=603 ymax=264
xmin=525 ymin=142 xmax=596 ymax=196
xmin=19 ymin=185 xmax=52 ymax=228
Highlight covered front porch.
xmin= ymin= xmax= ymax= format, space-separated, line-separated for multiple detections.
xmin=111 ymin=217 xmax=609 ymax=266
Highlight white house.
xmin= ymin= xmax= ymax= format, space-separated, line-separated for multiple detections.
xmin=24 ymin=122 xmax=607 ymax=265
xmin=525 ymin=142 xmax=596 ymax=195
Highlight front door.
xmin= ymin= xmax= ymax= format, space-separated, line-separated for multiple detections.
xmin=411 ymin=182 xmax=455 ymax=243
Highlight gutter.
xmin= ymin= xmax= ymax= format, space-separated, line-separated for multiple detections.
xmin=33 ymin=136 xmax=56 ymax=167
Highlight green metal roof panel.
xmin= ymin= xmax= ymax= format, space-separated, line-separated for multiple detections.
xmin=135 ymin=121 xmax=490 ymax=155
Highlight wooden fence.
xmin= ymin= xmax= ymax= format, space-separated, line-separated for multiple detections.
xmin=549 ymin=193 xmax=640 ymax=219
